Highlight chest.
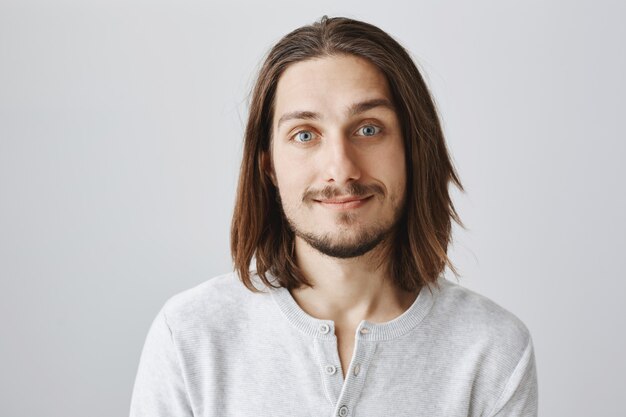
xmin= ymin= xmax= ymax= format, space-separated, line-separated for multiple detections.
xmin=336 ymin=329 xmax=356 ymax=378
xmin=177 ymin=325 xmax=498 ymax=417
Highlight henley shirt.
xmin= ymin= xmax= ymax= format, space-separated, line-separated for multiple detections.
xmin=129 ymin=271 xmax=538 ymax=417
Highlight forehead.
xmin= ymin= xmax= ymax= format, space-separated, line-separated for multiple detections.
xmin=273 ymin=54 xmax=393 ymax=126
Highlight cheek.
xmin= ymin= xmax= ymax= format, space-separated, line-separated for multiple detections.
xmin=272 ymin=153 xmax=311 ymax=205
xmin=366 ymin=142 xmax=406 ymax=189
xmin=392 ymin=156 xmax=407 ymax=201
xmin=271 ymin=147 xmax=291 ymax=186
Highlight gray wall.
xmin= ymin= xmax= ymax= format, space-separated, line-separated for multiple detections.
xmin=1 ymin=1 xmax=624 ymax=416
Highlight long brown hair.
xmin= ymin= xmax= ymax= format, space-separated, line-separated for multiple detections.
xmin=231 ymin=15 xmax=465 ymax=293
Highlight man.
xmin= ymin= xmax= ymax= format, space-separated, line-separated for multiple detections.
xmin=130 ymin=16 xmax=538 ymax=417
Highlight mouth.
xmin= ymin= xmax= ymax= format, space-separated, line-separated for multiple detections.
xmin=314 ymin=195 xmax=373 ymax=211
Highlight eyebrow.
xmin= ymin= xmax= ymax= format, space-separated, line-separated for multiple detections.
xmin=276 ymin=98 xmax=395 ymax=129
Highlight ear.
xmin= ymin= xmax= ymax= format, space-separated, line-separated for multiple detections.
xmin=261 ymin=151 xmax=277 ymax=186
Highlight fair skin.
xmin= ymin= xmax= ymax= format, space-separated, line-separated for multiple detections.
xmin=264 ymin=54 xmax=420 ymax=378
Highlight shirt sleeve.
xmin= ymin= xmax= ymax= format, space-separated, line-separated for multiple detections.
xmin=129 ymin=305 xmax=194 ymax=417
xmin=486 ymin=336 xmax=539 ymax=417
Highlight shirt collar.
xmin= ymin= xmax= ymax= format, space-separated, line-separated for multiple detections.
xmin=267 ymin=272 xmax=445 ymax=341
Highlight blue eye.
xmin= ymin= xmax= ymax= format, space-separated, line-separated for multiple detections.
xmin=358 ymin=125 xmax=381 ymax=136
xmin=294 ymin=130 xmax=316 ymax=143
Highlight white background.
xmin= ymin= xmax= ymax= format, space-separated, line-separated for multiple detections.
xmin=1 ymin=0 xmax=624 ymax=416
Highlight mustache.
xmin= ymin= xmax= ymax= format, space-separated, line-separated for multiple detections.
xmin=303 ymin=182 xmax=384 ymax=202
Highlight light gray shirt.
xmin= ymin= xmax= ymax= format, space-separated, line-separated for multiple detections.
xmin=129 ymin=272 xmax=538 ymax=417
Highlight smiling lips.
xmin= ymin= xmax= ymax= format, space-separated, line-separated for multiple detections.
xmin=315 ymin=195 xmax=373 ymax=210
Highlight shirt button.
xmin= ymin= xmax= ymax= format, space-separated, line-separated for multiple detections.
xmin=325 ymin=365 xmax=337 ymax=375
xmin=338 ymin=405 xmax=349 ymax=416
xmin=319 ymin=323 xmax=330 ymax=334
xmin=353 ymin=363 xmax=361 ymax=376
xmin=359 ymin=327 xmax=370 ymax=334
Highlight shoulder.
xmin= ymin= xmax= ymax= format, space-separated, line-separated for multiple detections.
xmin=431 ymin=278 xmax=532 ymax=352
xmin=159 ymin=271 xmax=271 ymax=332
xmin=427 ymin=278 xmax=538 ymax=416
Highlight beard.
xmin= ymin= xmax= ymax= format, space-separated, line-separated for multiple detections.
xmin=277 ymin=182 xmax=405 ymax=259
xmin=286 ymin=212 xmax=393 ymax=259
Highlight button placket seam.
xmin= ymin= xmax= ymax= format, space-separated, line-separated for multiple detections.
xmin=334 ymin=340 xmax=379 ymax=417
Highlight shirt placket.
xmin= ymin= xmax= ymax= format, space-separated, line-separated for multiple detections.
xmin=313 ymin=321 xmax=378 ymax=417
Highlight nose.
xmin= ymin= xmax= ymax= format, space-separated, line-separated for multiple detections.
xmin=320 ymin=132 xmax=362 ymax=185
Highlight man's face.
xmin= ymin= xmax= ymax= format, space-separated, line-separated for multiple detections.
xmin=267 ymin=54 xmax=406 ymax=259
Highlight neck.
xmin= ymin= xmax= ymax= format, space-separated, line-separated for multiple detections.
xmin=290 ymin=234 xmax=419 ymax=328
